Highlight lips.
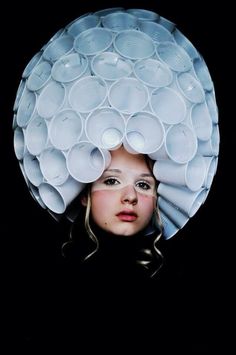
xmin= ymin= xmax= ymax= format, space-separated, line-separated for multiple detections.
xmin=116 ymin=210 xmax=137 ymax=222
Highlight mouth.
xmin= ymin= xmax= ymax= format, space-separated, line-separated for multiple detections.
xmin=116 ymin=210 xmax=138 ymax=222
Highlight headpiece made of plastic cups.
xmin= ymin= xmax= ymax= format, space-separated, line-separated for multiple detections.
xmin=12 ymin=7 xmax=220 ymax=240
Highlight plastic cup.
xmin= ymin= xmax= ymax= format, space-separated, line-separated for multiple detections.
xmin=134 ymin=58 xmax=173 ymax=88
xmin=94 ymin=7 xmax=124 ymax=17
xmin=52 ymin=53 xmax=89 ymax=83
xmin=158 ymin=196 xmax=189 ymax=229
xmin=193 ymin=56 xmax=213 ymax=91
xmin=13 ymin=79 xmax=26 ymax=112
xmin=39 ymin=148 xmax=69 ymax=186
xmin=165 ymin=124 xmax=198 ymax=164
xmin=69 ymin=76 xmax=107 ymax=113
xmin=159 ymin=211 xmax=179 ymax=240
xmin=191 ymin=102 xmax=213 ymax=141
xmin=67 ymin=14 xmax=100 ymax=37
xmin=158 ymin=183 xmax=206 ymax=217
xmin=85 ymin=107 xmax=125 ymax=149
xmin=125 ymin=111 xmax=165 ymax=154
xmin=23 ymin=153 xmax=44 ymax=187
xmin=22 ymin=51 xmax=43 ymax=79
xmin=153 ymin=155 xmax=206 ymax=191
xmin=49 ymin=109 xmax=83 ymax=150
xmin=156 ymin=42 xmax=192 ymax=72
xmin=74 ymin=28 xmax=113 ymax=56
xmin=126 ymin=8 xmax=159 ymax=21
xmin=108 ymin=77 xmax=149 ymax=114
xmin=139 ymin=21 xmax=174 ymax=43
xmin=91 ymin=52 xmax=133 ymax=81
xmin=102 ymin=12 xmax=138 ymax=32
xmin=150 ymin=87 xmax=186 ymax=125
xmin=37 ymin=81 xmax=65 ymax=119
xmin=177 ymin=72 xmax=205 ymax=104
xmin=114 ymin=29 xmax=155 ymax=60
xmin=28 ymin=182 xmax=47 ymax=209
xmin=205 ymin=91 xmax=219 ymax=124
xmin=16 ymin=89 xmax=36 ymax=128
xmin=67 ymin=141 xmax=111 ymax=183
xmin=14 ymin=127 xmax=25 ymax=160
xmin=173 ymin=28 xmax=199 ymax=60
xmin=26 ymin=61 xmax=52 ymax=91
xmin=197 ymin=124 xmax=220 ymax=156
xmin=38 ymin=177 xmax=85 ymax=214
xmin=158 ymin=16 xmax=176 ymax=32
xmin=25 ymin=114 xmax=48 ymax=156
xmin=43 ymin=35 xmax=74 ymax=62
xmin=203 ymin=156 xmax=217 ymax=189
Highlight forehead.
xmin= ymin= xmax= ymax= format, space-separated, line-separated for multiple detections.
xmin=109 ymin=147 xmax=151 ymax=172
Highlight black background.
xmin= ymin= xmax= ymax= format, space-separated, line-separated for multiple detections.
xmin=0 ymin=0 xmax=233 ymax=353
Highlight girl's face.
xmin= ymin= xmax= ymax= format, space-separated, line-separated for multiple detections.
xmin=89 ymin=146 xmax=157 ymax=237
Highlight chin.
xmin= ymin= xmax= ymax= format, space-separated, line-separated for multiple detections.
xmin=110 ymin=226 xmax=141 ymax=237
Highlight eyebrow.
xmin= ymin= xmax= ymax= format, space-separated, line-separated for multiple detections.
xmin=104 ymin=169 xmax=154 ymax=178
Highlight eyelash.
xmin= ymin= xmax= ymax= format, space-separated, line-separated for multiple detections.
xmin=103 ymin=178 xmax=151 ymax=190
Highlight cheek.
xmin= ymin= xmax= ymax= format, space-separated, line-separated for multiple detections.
xmin=138 ymin=194 xmax=156 ymax=215
xmin=91 ymin=190 xmax=115 ymax=210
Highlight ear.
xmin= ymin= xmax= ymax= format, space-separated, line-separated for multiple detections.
xmin=80 ymin=195 xmax=88 ymax=207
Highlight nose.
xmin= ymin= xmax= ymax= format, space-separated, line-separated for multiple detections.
xmin=121 ymin=185 xmax=138 ymax=205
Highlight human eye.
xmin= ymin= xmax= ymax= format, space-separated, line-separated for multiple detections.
xmin=104 ymin=177 xmax=120 ymax=186
xmin=136 ymin=180 xmax=151 ymax=191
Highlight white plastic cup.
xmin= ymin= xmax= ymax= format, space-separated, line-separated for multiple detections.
xmin=28 ymin=182 xmax=47 ymax=209
xmin=108 ymin=77 xmax=149 ymax=114
xmin=158 ymin=183 xmax=206 ymax=217
xmin=156 ymin=42 xmax=192 ymax=72
xmin=125 ymin=111 xmax=165 ymax=154
xmin=126 ymin=8 xmax=159 ymax=21
xmin=134 ymin=58 xmax=173 ymax=88
xmin=150 ymin=87 xmax=186 ymax=125
xmin=165 ymin=123 xmax=198 ymax=164
xmin=52 ymin=53 xmax=89 ymax=83
xmin=158 ymin=196 xmax=189 ymax=229
xmin=49 ymin=109 xmax=83 ymax=150
xmin=39 ymin=148 xmax=69 ymax=186
xmin=85 ymin=107 xmax=125 ymax=150
xmin=173 ymin=28 xmax=199 ymax=60
xmin=38 ymin=177 xmax=85 ymax=214
xmin=14 ymin=127 xmax=25 ymax=160
xmin=158 ymin=16 xmax=176 ymax=32
xmin=197 ymin=124 xmax=220 ymax=156
xmin=91 ymin=52 xmax=133 ymax=81
xmin=25 ymin=114 xmax=48 ymax=156
xmin=193 ymin=56 xmax=213 ymax=91
xmin=74 ymin=28 xmax=113 ymax=56
xmin=203 ymin=156 xmax=217 ymax=189
xmin=37 ymin=81 xmax=65 ymax=119
xmin=159 ymin=211 xmax=179 ymax=240
xmin=191 ymin=102 xmax=213 ymax=141
xmin=177 ymin=72 xmax=205 ymax=104
xmin=13 ymin=79 xmax=26 ymax=112
xmin=67 ymin=14 xmax=100 ymax=37
xmin=139 ymin=21 xmax=174 ymax=43
xmin=26 ymin=61 xmax=52 ymax=91
xmin=16 ymin=89 xmax=36 ymax=128
xmin=22 ymin=51 xmax=43 ymax=79
xmin=69 ymin=76 xmax=107 ymax=113
xmin=114 ymin=29 xmax=155 ymax=60
xmin=67 ymin=141 xmax=111 ymax=183
xmin=102 ymin=12 xmax=138 ymax=32
xmin=94 ymin=7 xmax=124 ymax=17
xmin=23 ymin=153 xmax=44 ymax=187
xmin=153 ymin=155 xmax=206 ymax=191
xmin=205 ymin=91 xmax=219 ymax=124
xmin=43 ymin=35 xmax=74 ymax=62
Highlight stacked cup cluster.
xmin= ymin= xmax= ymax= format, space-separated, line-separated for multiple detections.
xmin=12 ymin=7 xmax=219 ymax=239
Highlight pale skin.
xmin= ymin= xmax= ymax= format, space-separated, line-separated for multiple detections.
xmin=82 ymin=146 xmax=157 ymax=237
